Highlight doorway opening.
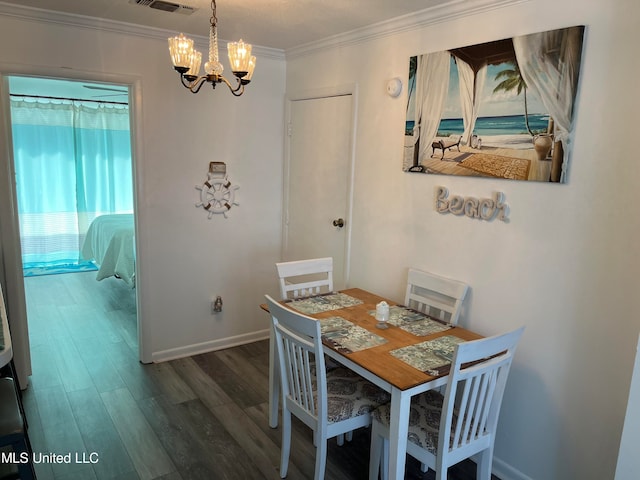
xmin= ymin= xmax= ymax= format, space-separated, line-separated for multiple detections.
xmin=7 ymin=76 xmax=139 ymax=361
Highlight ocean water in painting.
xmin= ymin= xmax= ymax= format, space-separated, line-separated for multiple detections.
xmin=406 ymin=113 xmax=550 ymax=136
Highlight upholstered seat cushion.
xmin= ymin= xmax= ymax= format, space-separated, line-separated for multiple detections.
xmin=372 ymin=390 xmax=458 ymax=454
xmin=323 ymin=368 xmax=391 ymax=424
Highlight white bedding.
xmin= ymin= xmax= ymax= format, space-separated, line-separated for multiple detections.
xmin=81 ymin=214 xmax=135 ymax=287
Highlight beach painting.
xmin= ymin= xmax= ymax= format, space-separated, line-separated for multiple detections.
xmin=403 ymin=26 xmax=585 ymax=183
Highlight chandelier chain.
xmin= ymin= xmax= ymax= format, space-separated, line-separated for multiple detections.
xmin=210 ymin=0 xmax=217 ymax=29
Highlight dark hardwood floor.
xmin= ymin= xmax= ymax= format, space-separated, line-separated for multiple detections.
xmin=19 ymin=271 xmax=494 ymax=480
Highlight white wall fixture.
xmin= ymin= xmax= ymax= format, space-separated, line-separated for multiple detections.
xmin=435 ymin=186 xmax=508 ymax=222
xmin=195 ymin=162 xmax=240 ymax=218
xmin=386 ymin=77 xmax=402 ymax=97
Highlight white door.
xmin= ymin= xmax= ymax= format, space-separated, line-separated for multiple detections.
xmin=284 ymin=93 xmax=354 ymax=290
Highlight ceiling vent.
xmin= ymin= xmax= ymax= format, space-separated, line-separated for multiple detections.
xmin=129 ymin=0 xmax=197 ymax=16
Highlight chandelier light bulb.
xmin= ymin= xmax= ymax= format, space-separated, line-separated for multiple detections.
xmin=168 ymin=33 xmax=194 ymax=69
xmin=228 ymin=39 xmax=252 ymax=76
xmin=187 ymin=49 xmax=202 ymax=76
xmin=244 ymin=56 xmax=256 ymax=82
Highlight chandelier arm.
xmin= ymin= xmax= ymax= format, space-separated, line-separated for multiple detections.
xmin=179 ymin=73 xmax=192 ymax=89
xmin=218 ymin=75 xmax=245 ymax=95
xmin=189 ymin=77 xmax=210 ymax=94
xmin=229 ymin=85 xmax=246 ymax=97
xmin=179 ymin=74 xmax=209 ymax=94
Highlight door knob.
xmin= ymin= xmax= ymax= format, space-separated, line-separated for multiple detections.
xmin=332 ymin=218 xmax=345 ymax=228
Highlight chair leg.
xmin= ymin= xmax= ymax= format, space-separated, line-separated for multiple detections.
xmin=435 ymin=465 xmax=448 ymax=480
xmin=369 ymin=421 xmax=385 ymax=480
xmin=269 ymin=331 xmax=280 ymax=429
xmin=434 ymin=456 xmax=455 ymax=480
xmin=475 ymin=449 xmax=493 ymax=480
xmin=381 ymin=437 xmax=390 ymax=480
xmin=279 ymin=410 xmax=292 ymax=479
xmin=314 ymin=438 xmax=328 ymax=480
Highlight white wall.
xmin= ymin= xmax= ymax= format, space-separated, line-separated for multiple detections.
xmin=0 ymin=12 xmax=286 ymax=361
xmin=286 ymin=0 xmax=640 ymax=478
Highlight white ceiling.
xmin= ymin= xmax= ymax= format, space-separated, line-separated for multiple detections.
xmin=1 ymin=0 xmax=455 ymax=50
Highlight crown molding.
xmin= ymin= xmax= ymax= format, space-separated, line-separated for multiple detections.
xmin=285 ymin=0 xmax=530 ymax=59
xmin=0 ymin=1 xmax=285 ymax=61
xmin=0 ymin=0 xmax=529 ymax=61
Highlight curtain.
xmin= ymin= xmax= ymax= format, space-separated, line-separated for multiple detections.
xmin=414 ymin=51 xmax=451 ymax=163
xmin=10 ymin=98 xmax=133 ymax=270
xmin=513 ymin=26 xmax=584 ymax=182
xmin=457 ymin=59 xmax=487 ymax=146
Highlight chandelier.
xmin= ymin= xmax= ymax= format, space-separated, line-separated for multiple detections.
xmin=168 ymin=0 xmax=255 ymax=96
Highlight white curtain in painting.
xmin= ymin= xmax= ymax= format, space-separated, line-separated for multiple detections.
xmin=414 ymin=51 xmax=451 ymax=163
xmin=457 ymin=59 xmax=487 ymax=146
xmin=513 ymin=26 xmax=583 ymax=181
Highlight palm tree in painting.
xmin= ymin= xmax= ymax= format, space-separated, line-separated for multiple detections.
xmin=493 ymin=60 xmax=534 ymax=136
xmin=407 ymin=56 xmax=417 ymax=116
xmin=406 ymin=55 xmax=418 ymax=137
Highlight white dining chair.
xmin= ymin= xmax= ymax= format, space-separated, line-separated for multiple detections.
xmin=266 ymin=295 xmax=390 ymax=480
xmin=368 ymin=326 xmax=525 ymax=480
xmin=404 ymin=268 xmax=469 ymax=326
xmin=272 ymin=257 xmax=349 ymax=438
xmin=276 ymin=257 xmax=334 ymax=300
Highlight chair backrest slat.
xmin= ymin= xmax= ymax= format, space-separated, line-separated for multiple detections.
xmin=276 ymin=257 xmax=334 ymax=300
xmin=266 ymin=295 xmax=326 ymax=428
xmin=439 ymin=327 xmax=524 ymax=466
xmin=404 ymin=268 xmax=469 ymax=326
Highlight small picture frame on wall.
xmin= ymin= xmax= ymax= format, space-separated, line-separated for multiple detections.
xmin=403 ymin=25 xmax=585 ymax=184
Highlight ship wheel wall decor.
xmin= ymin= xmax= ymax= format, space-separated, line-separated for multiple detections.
xmin=195 ymin=162 xmax=239 ymax=218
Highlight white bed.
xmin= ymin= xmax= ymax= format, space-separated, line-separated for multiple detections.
xmin=81 ymin=214 xmax=136 ymax=287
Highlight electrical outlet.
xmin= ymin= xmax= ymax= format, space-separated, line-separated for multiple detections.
xmin=211 ymin=296 xmax=223 ymax=314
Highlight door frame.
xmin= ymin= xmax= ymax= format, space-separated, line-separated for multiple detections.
xmin=0 ymin=63 xmax=151 ymax=380
xmin=283 ymin=83 xmax=358 ymax=288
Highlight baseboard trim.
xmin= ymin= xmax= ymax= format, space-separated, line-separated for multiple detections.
xmin=150 ymin=329 xmax=271 ymax=363
xmin=493 ymin=456 xmax=532 ymax=480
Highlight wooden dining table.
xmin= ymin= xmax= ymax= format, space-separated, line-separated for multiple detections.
xmin=264 ymin=288 xmax=483 ymax=480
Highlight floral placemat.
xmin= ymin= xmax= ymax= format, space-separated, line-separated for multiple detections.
xmin=320 ymin=316 xmax=387 ymax=354
xmin=390 ymin=335 xmax=465 ymax=376
xmin=369 ymin=306 xmax=452 ymax=336
xmin=287 ymin=292 xmax=363 ymax=315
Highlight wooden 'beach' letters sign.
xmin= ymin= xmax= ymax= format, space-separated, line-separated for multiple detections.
xmin=403 ymin=26 xmax=585 ymax=184
xmin=435 ymin=186 xmax=509 ymax=222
